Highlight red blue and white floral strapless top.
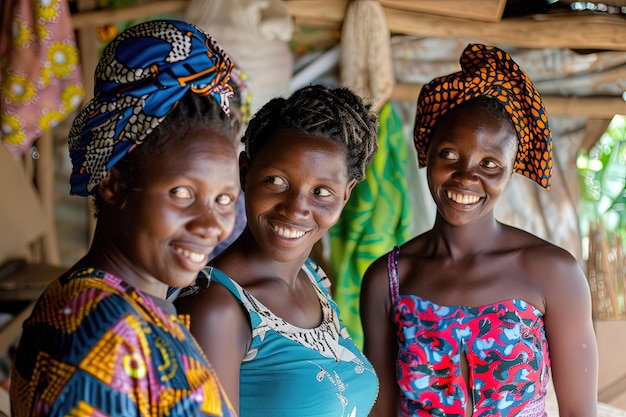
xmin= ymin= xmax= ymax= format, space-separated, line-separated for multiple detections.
xmin=387 ymin=247 xmax=550 ymax=417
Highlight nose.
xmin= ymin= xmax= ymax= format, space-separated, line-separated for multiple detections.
xmin=452 ymin=163 xmax=479 ymax=186
xmin=187 ymin=207 xmax=233 ymax=241
xmin=279 ymin=190 xmax=311 ymax=220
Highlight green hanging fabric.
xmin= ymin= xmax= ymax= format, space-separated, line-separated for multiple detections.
xmin=329 ymin=102 xmax=412 ymax=349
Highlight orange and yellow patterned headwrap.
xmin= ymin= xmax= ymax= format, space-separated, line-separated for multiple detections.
xmin=413 ymin=43 xmax=553 ymax=189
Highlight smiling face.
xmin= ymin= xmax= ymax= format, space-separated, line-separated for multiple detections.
xmin=241 ymin=130 xmax=356 ymax=263
xmin=111 ymin=126 xmax=240 ymax=293
xmin=426 ymin=103 xmax=518 ymax=227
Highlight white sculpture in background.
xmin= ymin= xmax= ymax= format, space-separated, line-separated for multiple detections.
xmin=185 ymin=0 xmax=295 ymax=116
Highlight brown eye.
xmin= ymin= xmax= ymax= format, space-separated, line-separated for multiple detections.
xmin=266 ymin=176 xmax=287 ymax=187
xmin=216 ymin=194 xmax=235 ymax=206
xmin=171 ymin=186 xmax=193 ymax=200
xmin=441 ymin=150 xmax=457 ymax=160
xmin=313 ymin=187 xmax=332 ymax=197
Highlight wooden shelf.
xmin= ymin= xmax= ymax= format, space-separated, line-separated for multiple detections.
xmin=284 ymin=0 xmax=626 ymax=51
xmin=391 ymin=83 xmax=626 ymax=118
xmin=385 ymin=9 xmax=626 ymax=51
xmin=69 ymin=0 xmax=626 ymax=118
xmin=379 ymin=0 xmax=507 ymax=23
xmin=71 ymin=0 xmax=188 ymax=29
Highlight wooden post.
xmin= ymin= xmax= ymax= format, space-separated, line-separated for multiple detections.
xmin=35 ymin=131 xmax=61 ymax=265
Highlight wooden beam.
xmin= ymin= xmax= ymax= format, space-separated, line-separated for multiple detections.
xmin=379 ymin=0 xmax=506 ymax=23
xmin=284 ymin=0 xmax=347 ymax=28
xmin=384 ymin=8 xmax=626 ymax=51
xmin=283 ymin=1 xmax=626 ymax=51
xmin=71 ymin=0 xmax=188 ymax=29
xmin=35 ymin=131 xmax=60 ymax=265
xmin=582 ymin=119 xmax=613 ymax=152
xmin=390 ymin=83 xmax=626 ymax=118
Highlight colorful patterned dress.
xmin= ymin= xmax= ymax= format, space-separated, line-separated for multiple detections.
xmin=10 ymin=268 xmax=235 ymax=417
xmin=387 ymin=247 xmax=550 ymax=417
xmin=204 ymin=260 xmax=379 ymax=417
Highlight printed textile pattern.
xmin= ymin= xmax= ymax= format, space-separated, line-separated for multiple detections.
xmin=10 ymin=268 xmax=235 ymax=417
xmin=388 ymin=248 xmax=550 ymax=417
xmin=413 ymin=43 xmax=553 ymax=189
xmin=68 ymin=19 xmax=234 ymax=196
xmin=0 ymin=0 xmax=84 ymax=158
xmin=205 ymin=260 xmax=379 ymax=417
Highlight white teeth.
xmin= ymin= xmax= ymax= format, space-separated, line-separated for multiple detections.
xmin=273 ymin=225 xmax=306 ymax=239
xmin=174 ymin=247 xmax=205 ymax=263
xmin=446 ymin=191 xmax=480 ymax=205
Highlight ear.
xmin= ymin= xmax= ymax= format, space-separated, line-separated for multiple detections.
xmin=239 ymin=151 xmax=250 ymax=191
xmin=342 ymin=179 xmax=358 ymax=205
xmin=98 ymin=167 xmax=126 ymax=208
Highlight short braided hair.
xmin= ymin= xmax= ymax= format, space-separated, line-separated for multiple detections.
xmin=243 ymin=85 xmax=378 ymax=181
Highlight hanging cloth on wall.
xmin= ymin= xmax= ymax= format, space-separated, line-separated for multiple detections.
xmin=340 ymin=0 xmax=395 ymax=112
xmin=1 ymin=0 xmax=84 ymax=158
xmin=328 ymin=102 xmax=413 ymax=348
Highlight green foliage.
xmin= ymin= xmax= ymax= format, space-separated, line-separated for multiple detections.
xmin=577 ymin=115 xmax=626 ymax=244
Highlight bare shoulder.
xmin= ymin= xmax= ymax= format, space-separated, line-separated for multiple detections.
xmin=175 ymin=271 xmax=252 ymax=360
xmin=175 ymin=275 xmax=246 ymax=324
xmin=507 ymin=226 xmax=589 ymax=298
xmin=362 ymin=237 xmax=424 ymax=288
xmin=362 ymin=247 xmax=397 ymax=314
xmin=362 ymin=249 xmax=393 ymax=289
xmin=363 ymin=250 xmax=391 ymax=283
xmin=362 ymin=236 xmax=429 ymax=305
xmin=511 ymin=227 xmax=581 ymax=272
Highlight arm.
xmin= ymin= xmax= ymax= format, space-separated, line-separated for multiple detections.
xmin=177 ymin=282 xmax=251 ymax=415
xmin=360 ymin=256 xmax=399 ymax=417
xmin=540 ymin=247 xmax=598 ymax=417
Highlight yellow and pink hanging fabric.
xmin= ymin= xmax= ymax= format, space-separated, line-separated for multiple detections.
xmin=1 ymin=0 xmax=84 ymax=158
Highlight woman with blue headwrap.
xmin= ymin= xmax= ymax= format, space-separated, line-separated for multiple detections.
xmin=10 ymin=20 xmax=241 ymax=416
xmin=361 ymin=44 xmax=598 ymax=417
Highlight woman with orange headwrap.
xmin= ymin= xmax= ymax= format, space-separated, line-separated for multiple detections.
xmin=361 ymin=44 xmax=597 ymax=417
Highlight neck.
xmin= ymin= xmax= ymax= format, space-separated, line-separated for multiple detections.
xmin=430 ymin=212 xmax=502 ymax=259
xmin=72 ymin=227 xmax=168 ymax=299
xmin=219 ymin=229 xmax=310 ymax=288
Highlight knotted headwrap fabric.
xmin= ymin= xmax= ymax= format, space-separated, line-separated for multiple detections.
xmin=68 ymin=19 xmax=234 ymax=196
xmin=414 ymin=43 xmax=553 ymax=189
xmin=228 ymin=65 xmax=251 ymax=125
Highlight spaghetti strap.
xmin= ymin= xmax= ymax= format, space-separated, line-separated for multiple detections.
xmin=387 ymin=246 xmax=400 ymax=305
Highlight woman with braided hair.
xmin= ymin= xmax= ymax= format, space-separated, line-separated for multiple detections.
xmin=176 ymin=85 xmax=380 ymax=416
xmin=360 ymin=44 xmax=598 ymax=417
xmin=10 ymin=20 xmax=240 ymax=416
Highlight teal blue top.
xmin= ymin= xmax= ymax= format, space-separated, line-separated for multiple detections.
xmin=207 ymin=260 xmax=379 ymax=417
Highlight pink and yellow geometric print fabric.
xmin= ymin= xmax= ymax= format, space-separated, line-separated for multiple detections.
xmin=10 ymin=268 xmax=235 ymax=416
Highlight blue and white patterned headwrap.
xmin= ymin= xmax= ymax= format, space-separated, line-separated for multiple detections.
xmin=68 ymin=20 xmax=234 ymax=196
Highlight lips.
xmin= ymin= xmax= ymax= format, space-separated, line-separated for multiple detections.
xmin=446 ymin=190 xmax=480 ymax=205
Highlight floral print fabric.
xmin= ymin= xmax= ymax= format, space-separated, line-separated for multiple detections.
xmin=388 ymin=248 xmax=550 ymax=417
xmin=1 ymin=0 xmax=84 ymax=158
